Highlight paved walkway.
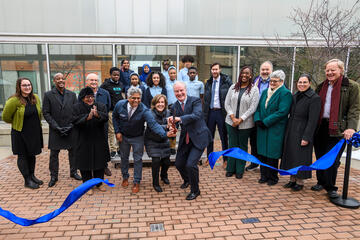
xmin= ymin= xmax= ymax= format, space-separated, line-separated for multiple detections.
xmin=0 ymin=146 xmax=360 ymax=240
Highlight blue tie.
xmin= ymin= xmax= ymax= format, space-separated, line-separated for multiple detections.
xmin=210 ymin=79 xmax=217 ymax=109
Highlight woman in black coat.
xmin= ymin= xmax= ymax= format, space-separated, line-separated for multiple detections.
xmin=73 ymin=87 xmax=110 ymax=195
xmin=144 ymin=94 xmax=171 ymax=192
xmin=280 ymin=74 xmax=321 ymax=191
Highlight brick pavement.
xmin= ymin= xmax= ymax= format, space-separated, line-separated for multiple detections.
xmin=0 ymin=145 xmax=360 ymax=240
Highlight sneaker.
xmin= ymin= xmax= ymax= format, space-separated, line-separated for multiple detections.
xmin=110 ymin=151 xmax=116 ymax=159
xmin=245 ymin=163 xmax=259 ymax=171
xmin=170 ymin=149 xmax=176 ymax=155
xmin=114 ymin=163 xmax=121 ymax=169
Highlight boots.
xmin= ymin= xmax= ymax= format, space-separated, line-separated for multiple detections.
xmin=24 ymin=177 xmax=39 ymax=189
xmin=31 ymin=174 xmax=43 ymax=185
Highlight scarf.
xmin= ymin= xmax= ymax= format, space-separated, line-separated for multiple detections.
xmin=265 ymin=85 xmax=282 ymax=109
xmin=318 ymin=76 xmax=343 ymax=135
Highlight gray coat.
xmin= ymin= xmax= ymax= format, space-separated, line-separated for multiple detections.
xmin=42 ymin=87 xmax=77 ymax=150
xmin=144 ymin=109 xmax=171 ymax=158
xmin=280 ymin=88 xmax=321 ymax=179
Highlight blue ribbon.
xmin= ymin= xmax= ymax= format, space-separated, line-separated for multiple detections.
xmin=209 ymin=139 xmax=347 ymax=175
xmin=0 ymin=178 xmax=115 ymax=226
xmin=347 ymin=132 xmax=360 ymax=148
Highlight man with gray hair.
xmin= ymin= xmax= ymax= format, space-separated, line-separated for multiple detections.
xmin=43 ymin=73 xmax=82 ymax=187
xmin=112 ymin=86 xmax=174 ymax=193
xmin=254 ymin=70 xmax=292 ymax=186
xmin=246 ymin=60 xmax=273 ymax=171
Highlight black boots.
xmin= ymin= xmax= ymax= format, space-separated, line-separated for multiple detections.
xmin=31 ymin=174 xmax=43 ymax=185
xmin=24 ymin=177 xmax=39 ymax=189
xmin=48 ymin=177 xmax=58 ymax=187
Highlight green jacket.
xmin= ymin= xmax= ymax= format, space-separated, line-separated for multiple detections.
xmin=254 ymin=85 xmax=292 ymax=159
xmin=316 ymin=77 xmax=360 ymax=137
xmin=2 ymin=94 xmax=42 ymax=131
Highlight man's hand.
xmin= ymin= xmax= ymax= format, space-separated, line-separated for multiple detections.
xmin=343 ymin=129 xmax=355 ymax=140
xmin=116 ymin=133 xmax=122 ymax=143
xmin=167 ymin=116 xmax=181 ymax=125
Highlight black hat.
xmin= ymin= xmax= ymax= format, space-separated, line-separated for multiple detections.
xmin=79 ymin=86 xmax=94 ymax=99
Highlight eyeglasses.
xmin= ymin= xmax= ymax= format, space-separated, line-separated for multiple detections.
xmin=21 ymin=84 xmax=32 ymax=87
xmin=84 ymin=95 xmax=94 ymax=99
xmin=269 ymin=80 xmax=280 ymax=84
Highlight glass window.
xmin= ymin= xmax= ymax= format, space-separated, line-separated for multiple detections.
xmin=347 ymin=47 xmax=360 ymax=83
xmin=294 ymin=47 xmax=348 ymax=88
xmin=49 ymin=44 xmax=112 ymax=94
xmin=116 ymin=45 xmax=177 ymax=75
xmin=179 ymin=46 xmax=238 ymax=83
xmin=0 ymin=43 xmax=47 ymax=117
xmin=240 ymin=46 xmax=294 ymax=89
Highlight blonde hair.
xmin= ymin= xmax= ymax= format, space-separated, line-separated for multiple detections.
xmin=151 ymin=94 xmax=168 ymax=110
xmin=325 ymin=59 xmax=345 ymax=75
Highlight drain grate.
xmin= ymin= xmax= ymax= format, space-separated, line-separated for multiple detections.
xmin=241 ymin=217 xmax=260 ymax=224
xmin=150 ymin=223 xmax=164 ymax=232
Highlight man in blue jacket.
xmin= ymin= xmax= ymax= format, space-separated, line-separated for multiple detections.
xmin=168 ymin=82 xmax=212 ymax=200
xmin=112 ymin=86 xmax=175 ymax=193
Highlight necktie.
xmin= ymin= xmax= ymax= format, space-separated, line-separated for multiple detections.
xmin=181 ymin=102 xmax=190 ymax=144
xmin=210 ymin=79 xmax=217 ymax=109
xmin=128 ymin=107 xmax=133 ymax=120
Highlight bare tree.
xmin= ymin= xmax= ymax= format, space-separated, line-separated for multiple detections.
xmin=289 ymin=0 xmax=360 ymax=84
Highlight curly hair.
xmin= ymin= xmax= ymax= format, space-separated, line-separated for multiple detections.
xmin=234 ymin=66 xmax=253 ymax=94
xmin=146 ymin=72 xmax=166 ymax=88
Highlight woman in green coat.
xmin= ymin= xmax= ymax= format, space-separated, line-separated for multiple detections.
xmin=2 ymin=78 xmax=43 ymax=189
xmin=254 ymin=70 xmax=292 ymax=186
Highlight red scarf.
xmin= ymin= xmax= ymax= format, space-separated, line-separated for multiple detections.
xmin=318 ymin=76 xmax=343 ymax=135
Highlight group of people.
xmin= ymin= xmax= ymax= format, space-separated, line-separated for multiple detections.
xmin=2 ymin=56 xmax=359 ymax=201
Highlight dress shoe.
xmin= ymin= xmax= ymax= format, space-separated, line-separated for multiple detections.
xmin=104 ymin=167 xmax=112 ymax=176
xmin=291 ymin=184 xmax=304 ymax=191
xmin=226 ymin=172 xmax=234 ymax=177
xmin=180 ymin=182 xmax=189 ymax=189
xmin=70 ymin=172 xmax=82 ymax=181
xmin=283 ymin=181 xmax=296 ymax=188
xmin=235 ymin=173 xmax=243 ymax=179
xmin=97 ymin=185 xmax=106 ymax=192
xmin=258 ymin=178 xmax=267 ymax=184
xmin=48 ymin=178 xmax=58 ymax=187
xmin=186 ymin=190 xmax=200 ymax=200
xmin=327 ymin=190 xmax=340 ymax=199
xmin=204 ymin=160 xmax=209 ymax=166
xmin=25 ymin=179 xmax=39 ymax=189
xmin=198 ymin=160 xmax=203 ymax=166
xmin=267 ymin=180 xmax=278 ymax=186
xmin=87 ymin=189 xmax=94 ymax=195
xmin=170 ymin=149 xmax=176 ymax=155
xmin=121 ymin=179 xmax=129 ymax=188
xmin=311 ymin=184 xmax=324 ymax=191
xmin=153 ymin=185 xmax=163 ymax=192
xmin=132 ymin=183 xmax=140 ymax=193
xmin=161 ymin=178 xmax=170 ymax=185
xmin=31 ymin=174 xmax=43 ymax=185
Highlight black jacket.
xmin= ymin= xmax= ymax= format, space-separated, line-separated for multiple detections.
xmin=203 ymin=73 xmax=233 ymax=120
xmin=143 ymin=87 xmax=167 ymax=109
xmin=144 ymin=109 xmax=171 ymax=158
xmin=42 ymin=87 xmax=77 ymax=150
xmin=72 ymin=102 xmax=109 ymax=171
xmin=281 ymin=88 xmax=321 ymax=179
xmin=100 ymin=78 xmax=124 ymax=111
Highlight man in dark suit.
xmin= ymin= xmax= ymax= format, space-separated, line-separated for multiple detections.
xmin=168 ymin=81 xmax=211 ymax=200
xmin=43 ymin=73 xmax=82 ymax=187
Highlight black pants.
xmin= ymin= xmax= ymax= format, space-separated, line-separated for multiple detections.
xmin=207 ymin=109 xmax=228 ymax=162
xmin=80 ymin=169 xmax=104 ymax=186
xmin=249 ymin=127 xmax=259 ymax=167
xmin=259 ymin=155 xmax=279 ymax=182
xmin=49 ymin=149 xmax=76 ymax=178
xmin=176 ymin=139 xmax=203 ymax=193
xmin=151 ymin=157 xmax=170 ymax=186
xmin=314 ymin=119 xmax=342 ymax=192
xmin=17 ymin=155 xmax=36 ymax=179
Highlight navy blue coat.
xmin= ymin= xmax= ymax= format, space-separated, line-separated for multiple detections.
xmin=172 ymin=96 xmax=212 ymax=150
xmin=112 ymin=100 xmax=167 ymax=139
